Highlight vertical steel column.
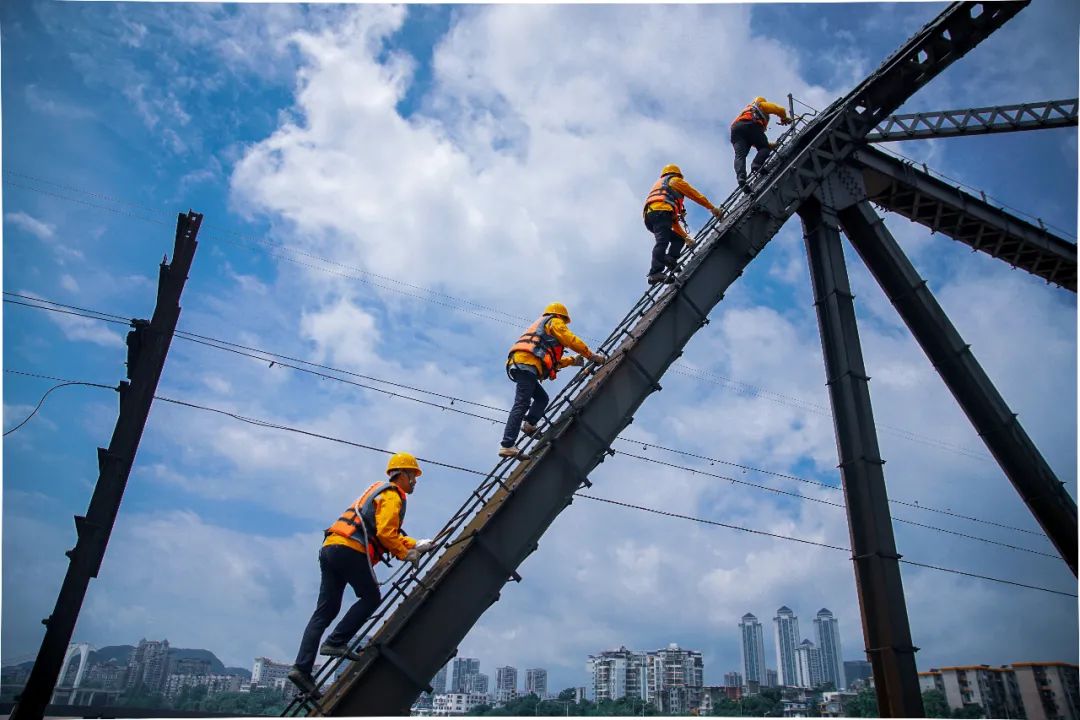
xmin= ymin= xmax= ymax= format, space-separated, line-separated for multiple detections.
xmin=839 ymin=200 xmax=1077 ymax=575
xmin=799 ymin=198 xmax=923 ymax=718
xmin=12 ymin=211 xmax=202 ymax=720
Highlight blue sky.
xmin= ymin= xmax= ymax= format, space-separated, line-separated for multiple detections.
xmin=2 ymin=0 xmax=1077 ymax=696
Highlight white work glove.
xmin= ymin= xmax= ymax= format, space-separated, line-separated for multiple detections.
xmin=779 ymin=116 xmax=792 ymax=126
xmin=710 ymin=207 xmax=725 ymax=219
xmin=683 ymin=236 xmax=697 ymax=248
xmin=414 ymin=538 xmax=434 ymax=554
xmin=569 ymin=355 xmax=586 ymax=367
xmin=405 ymin=539 xmax=432 ymax=565
xmin=591 ymin=352 xmax=609 ymax=366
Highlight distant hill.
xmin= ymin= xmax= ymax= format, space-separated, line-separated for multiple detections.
xmin=3 ymin=645 xmax=244 ymax=676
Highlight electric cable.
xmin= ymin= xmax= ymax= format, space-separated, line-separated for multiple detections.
xmin=2 ymin=372 xmax=116 ymax=436
xmin=5 ymin=368 xmax=1073 ymax=597
xmin=579 ymin=495 xmax=1076 ymax=598
xmin=0 ymin=173 xmax=1015 ymax=461
xmin=1 ymin=296 xmax=1048 ymax=541
xmin=2 ymin=289 xmax=999 ymax=471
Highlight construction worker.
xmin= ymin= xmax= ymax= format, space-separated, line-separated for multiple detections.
xmin=288 ymin=452 xmax=433 ymax=699
xmin=643 ymin=165 xmax=725 ymax=285
xmin=731 ymin=97 xmax=791 ymax=191
xmin=499 ymin=303 xmax=606 ymax=458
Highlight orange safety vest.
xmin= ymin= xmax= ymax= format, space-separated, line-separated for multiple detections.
xmin=508 ymin=314 xmax=565 ymax=381
xmin=643 ymin=175 xmax=685 ymax=218
xmin=733 ymin=100 xmax=769 ymax=128
xmin=325 ymin=481 xmax=407 ymax=565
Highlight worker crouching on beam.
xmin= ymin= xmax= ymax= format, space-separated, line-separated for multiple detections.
xmin=499 ymin=303 xmax=607 ymax=459
xmin=288 ymin=452 xmax=433 ymax=699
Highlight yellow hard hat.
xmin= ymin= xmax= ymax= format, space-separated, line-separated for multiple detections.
xmin=386 ymin=452 xmax=422 ymax=477
xmin=661 ymin=164 xmax=682 ymax=177
xmin=544 ymin=302 xmax=570 ymax=322
xmin=754 ymin=96 xmax=767 ymax=104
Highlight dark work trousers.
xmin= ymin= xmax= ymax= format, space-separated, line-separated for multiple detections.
xmin=501 ymin=366 xmax=549 ymax=447
xmin=644 ymin=210 xmax=684 ymax=276
xmin=294 ymin=544 xmax=381 ymax=674
xmin=731 ymin=120 xmax=771 ymax=183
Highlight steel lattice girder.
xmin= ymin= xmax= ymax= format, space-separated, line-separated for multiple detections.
xmin=852 ymin=146 xmax=1077 ymax=291
xmin=865 ymin=98 xmax=1078 ymax=142
xmin=314 ymin=2 xmax=1030 ymax=716
xmin=837 ymin=199 xmax=1077 ymax=575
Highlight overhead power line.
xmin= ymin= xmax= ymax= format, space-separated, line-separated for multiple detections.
xmin=3 ymin=377 xmax=117 ymax=436
xmin=1 ymin=173 xmax=999 ymax=462
xmin=4 ymin=367 xmax=1073 ymax=598
xmin=579 ymin=495 xmax=1076 ymax=598
xmin=2 ymin=294 xmax=1046 ymax=542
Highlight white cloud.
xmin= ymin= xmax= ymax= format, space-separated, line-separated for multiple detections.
xmin=299 ymin=297 xmax=382 ymax=370
xmin=25 ymin=84 xmax=95 ymax=120
xmin=42 ymin=305 xmax=125 ymax=348
xmin=59 ymin=274 xmax=79 ymax=293
xmin=5 ymin=211 xmax=56 ymax=241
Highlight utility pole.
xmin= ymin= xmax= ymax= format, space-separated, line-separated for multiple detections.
xmin=12 ymin=211 xmax=202 ymax=720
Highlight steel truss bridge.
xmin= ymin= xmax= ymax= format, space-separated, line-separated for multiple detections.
xmin=11 ymin=2 xmax=1077 ymax=719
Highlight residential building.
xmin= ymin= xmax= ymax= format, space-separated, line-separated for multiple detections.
xmin=431 ymin=664 xmax=448 ymax=695
xmin=84 ymin=660 xmax=127 ymax=690
xmin=919 ymin=665 xmax=1025 ymax=719
xmin=820 ymin=690 xmax=859 ymax=717
xmin=724 ymin=671 xmax=743 ymax=689
xmin=431 ymin=692 xmax=490 ymax=715
xmin=163 ymin=673 xmax=241 ymax=700
xmin=765 ymin=668 xmax=779 ymax=688
xmin=251 ymin=657 xmax=291 ymax=688
xmin=465 ymin=672 xmax=489 ymax=694
xmin=814 ymin=609 xmax=845 ymax=690
xmin=646 ymin=643 xmax=705 ymax=714
xmin=525 ymin=668 xmax=548 ymax=698
xmin=589 ymin=647 xmax=649 ymax=702
xmin=573 ymin=687 xmax=588 ymax=703
xmin=494 ymin=666 xmax=518 ymax=705
xmin=451 ymin=658 xmax=480 ymax=693
xmin=494 ymin=687 xmax=518 ymax=706
xmin=174 ymin=658 xmax=212 ymax=677
xmin=773 ymin=607 xmax=800 ymax=687
xmin=794 ymin=639 xmax=823 ymax=689
xmin=844 ymin=660 xmax=872 ymax=687
xmin=740 ymin=613 xmax=768 ymax=686
xmin=1010 ymin=663 xmax=1078 ymax=720
xmin=496 ymin=666 xmax=517 ymax=693
xmin=126 ymin=638 xmax=170 ymax=691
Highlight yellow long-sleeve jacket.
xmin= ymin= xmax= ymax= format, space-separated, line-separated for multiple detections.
xmin=508 ymin=315 xmax=592 ymax=380
xmin=645 ymin=176 xmax=717 ymax=216
xmin=324 ymin=489 xmax=417 ymax=560
xmin=645 ymin=176 xmax=716 ymax=240
xmin=735 ymin=99 xmax=789 ymax=128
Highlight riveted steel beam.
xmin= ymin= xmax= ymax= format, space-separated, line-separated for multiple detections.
xmin=853 ymin=146 xmax=1076 ymax=291
xmin=866 ymin=98 xmax=1078 ymax=142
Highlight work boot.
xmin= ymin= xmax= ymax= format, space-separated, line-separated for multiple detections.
xmin=739 ymin=180 xmax=752 ymax=194
xmin=320 ymin=642 xmax=363 ymax=661
xmin=288 ymin=668 xmax=322 ymax=700
xmin=498 ymin=445 xmax=523 ymax=459
xmin=647 ymin=272 xmax=667 ymax=286
xmin=521 ymin=421 xmax=539 ymax=437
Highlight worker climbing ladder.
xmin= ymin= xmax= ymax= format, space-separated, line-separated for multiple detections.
xmin=282 ymin=2 xmax=1076 ymax=716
